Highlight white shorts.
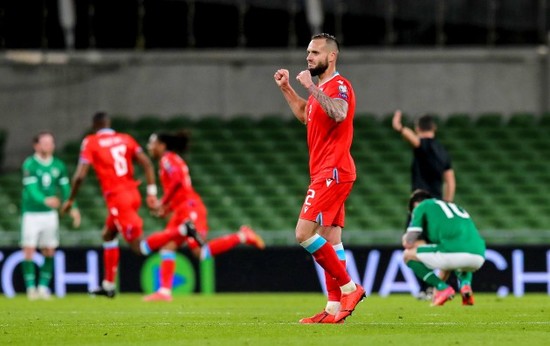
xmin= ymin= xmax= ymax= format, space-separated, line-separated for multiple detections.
xmin=21 ymin=211 xmax=59 ymax=248
xmin=417 ymin=252 xmax=485 ymax=272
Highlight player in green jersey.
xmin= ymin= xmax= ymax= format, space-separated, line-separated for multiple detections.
xmin=20 ymin=131 xmax=81 ymax=300
xmin=402 ymin=189 xmax=486 ymax=306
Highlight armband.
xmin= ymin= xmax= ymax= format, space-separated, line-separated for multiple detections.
xmin=146 ymin=184 xmax=158 ymax=196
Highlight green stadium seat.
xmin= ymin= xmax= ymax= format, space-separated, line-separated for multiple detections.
xmin=110 ymin=116 xmax=134 ymax=130
xmin=475 ymin=113 xmax=503 ymax=127
xmin=445 ymin=113 xmax=473 ymax=128
xmin=508 ymin=113 xmax=536 ymax=127
xmin=164 ymin=115 xmax=193 ymax=130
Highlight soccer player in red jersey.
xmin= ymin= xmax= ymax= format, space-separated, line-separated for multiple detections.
xmin=274 ymin=33 xmax=365 ymax=323
xmin=61 ymin=112 xmax=202 ymax=298
xmin=142 ymin=131 xmax=265 ymax=301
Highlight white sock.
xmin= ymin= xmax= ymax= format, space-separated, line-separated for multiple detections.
xmin=102 ymin=280 xmax=116 ymax=291
xmin=158 ymin=287 xmax=172 ymax=295
xmin=340 ymin=280 xmax=357 ymax=295
xmin=325 ymin=301 xmax=341 ymax=315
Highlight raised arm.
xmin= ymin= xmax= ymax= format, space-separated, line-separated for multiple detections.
xmin=274 ymin=69 xmax=308 ymax=124
xmin=392 ymin=109 xmax=420 ymax=148
xmin=296 ymin=70 xmax=348 ymax=123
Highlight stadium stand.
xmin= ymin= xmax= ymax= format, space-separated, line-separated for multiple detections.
xmin=1 ymin=113 xmax=550 ymax=246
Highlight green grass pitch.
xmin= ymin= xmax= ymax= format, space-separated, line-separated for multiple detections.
xmin=0 ymin=293 xmax=548 ymax=345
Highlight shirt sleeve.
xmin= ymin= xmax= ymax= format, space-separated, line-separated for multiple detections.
xmin=79 ymin=137 xmax=93 ymax=164
xmin=407 ymin=202 xmax=427 ymax=234
xmin=22 ymin=161 xmax=46 ymax=204
xmin=58 ymin=160 xmax=77 ymax=208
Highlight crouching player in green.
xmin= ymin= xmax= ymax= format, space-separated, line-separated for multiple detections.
xmin=402 ymin=189 xmax=486 ymax=306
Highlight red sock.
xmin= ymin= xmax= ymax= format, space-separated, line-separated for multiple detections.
xmin=103 ymin=246 xmax=119 ymax=283
xmin=325 ymin=259 xmax=346 ymax=301
xmin=207 ymin=233 xmax=241 ymax=257
xmin=159 ymin=251 xmax=176 ymax=290
xmin=311 ymin=242 xmax=351 ymax=286
xmin=145 ymin=227 xmax=185 ymax=252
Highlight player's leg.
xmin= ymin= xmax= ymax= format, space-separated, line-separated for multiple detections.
xmin=318 ymin=213 xmax=347 ymax=315
xmin=36 ymin=212 xmax=59 ymax=300
xmin=143 ymin=241 xmax=179 ymax=302
xmin=203 ymin=225 xmax=265 ymax=257
xmin=451 ymin=254 xmax=484 ymax=306
xmin=456 ymin=271 xmax=475 ymax=305
xmin=299 ymin=226 xmax=346 ymax=324
xmin=181 ymin=205 xmax=250 ymax=258
xmin=20 ymin=213 xmax=39 ymax=300
xmin=144 ymin=212 xmax=187 ymax=301
xmin=138 ymin=205 xmax=205 ymax=256
xmin=297 ymin=180 xmax=364 ymax=323
xmin=406 ymin=248 xmax=456 ymax=306
xmin=138 ymin=220 xmax=204 ymax=255
xmin=89 ymin=223 xmax=119 ymax=298
xmin=37 ymin=247 xmax=55 ymax=300
xmin=402 ymin=212 xmax=431 ymax=300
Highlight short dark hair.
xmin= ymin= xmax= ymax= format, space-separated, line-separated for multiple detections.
xmin=415 ymin=114 xmax=436 ymax=131
xmin=92 ymin=111 xmax=110 ymax=130
xmin=312 ymin=33 xmax=340 ymax=52
xmin=155 ymin=130 xmax=191 ymax=153
xmin=408 ymin=189 xmax=433 ymax=213
xmin=93 ymin=111 xmax=108 ymax=123
xmin=33 ymin=130 xmax=54 ymax=144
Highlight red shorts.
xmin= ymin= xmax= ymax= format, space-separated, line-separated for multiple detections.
xmin=299 ymin=178 xmax=354 ymax=228
xmin=104 ymin=188 xmax=144 ymax=243
xmin=166 ymin=199 xmax=208 ymax=250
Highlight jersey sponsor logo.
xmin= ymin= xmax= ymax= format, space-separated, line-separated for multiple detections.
xmin=326 ymin=178 xmax=333 ymax=187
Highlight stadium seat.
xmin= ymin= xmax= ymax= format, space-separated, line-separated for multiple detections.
xmin=475 ymin=113 xmax=503 ymax=127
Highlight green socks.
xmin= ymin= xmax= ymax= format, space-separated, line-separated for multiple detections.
xmin=455 ymin=270 xmax=472 ymax=288
xmin=407 ymin=260 xmax=448 ymax=290
xmin=21 ymin=260 xmax=36 ymax=289
xmin=38 ymin=256 xmax=54 ymax=288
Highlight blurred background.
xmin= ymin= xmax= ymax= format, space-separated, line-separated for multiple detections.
xmin=1 ymin=0 xmax=550 ymax=247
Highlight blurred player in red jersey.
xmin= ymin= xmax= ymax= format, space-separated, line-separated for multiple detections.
xmin=61 ymin=112 xmax=203 ymax=298
xmin=274 ymin=33 xmax=365 ymax=324
xmin=142 ymin=131 xmax=265 ymax=302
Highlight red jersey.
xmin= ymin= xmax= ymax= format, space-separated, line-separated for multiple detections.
xmin=306 ymin=72 xmax=356 ymax=182
xmin=79 ymin=129 xmax=142 ymax=195
xmin=159 ymin=151 xmax=203 ymax=211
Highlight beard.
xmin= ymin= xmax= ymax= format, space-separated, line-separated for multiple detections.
xmin=308 ymin=61 xmax=329 ymax=77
